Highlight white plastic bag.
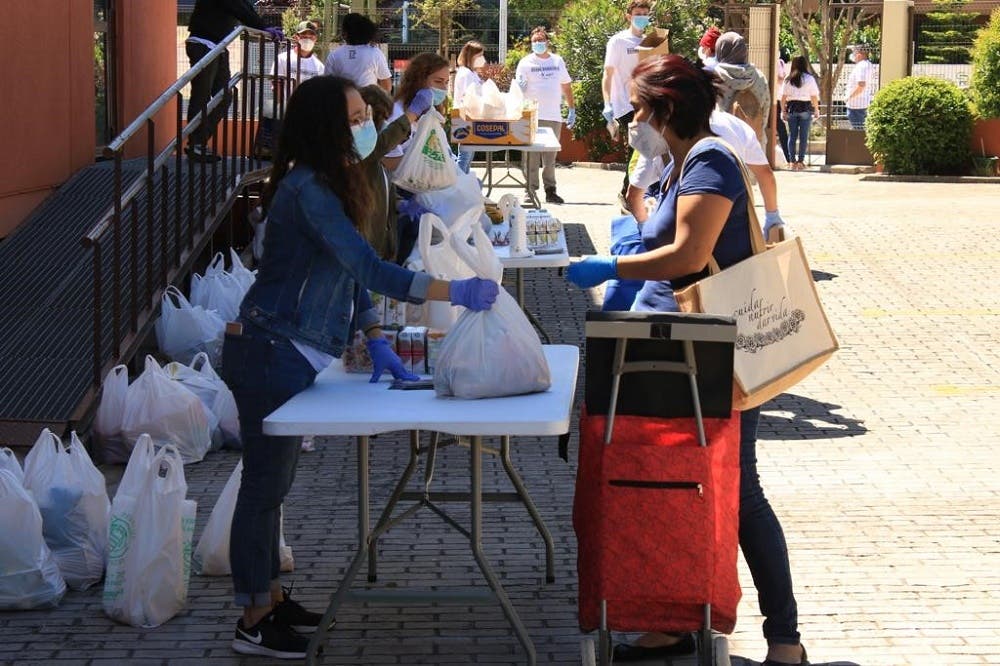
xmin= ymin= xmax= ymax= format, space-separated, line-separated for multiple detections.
xmin=418 ymin=212 xmax=477 ymax=331
xmin=0 ymin=469 xmax=66 ymax=609
xmin=414 ymin=170 xmax=486 ymax=227
xmin=190 ymin=252 xmax=245 ymax=323
xmin=165 ymin=352 xmax=240 ymax=450
xmin=155 ymin=285 xmax=225 ymax=367
xmin=23 ymin=429 xmax=110 ymax=591
xmin=229 ymin=247 xmax=257 ymax=294
xmin=93 ymin=365 xmax=130 ymax=463
xmin=103 ymin=445 xmax=196 ymax=628
xmin=0 ymin=447 xmax=24 ymax=485
xmin=393 ymin=110 xmax=458 ymax=193
xmin=433 ymin=223 xmax=551 ymax=398
xmin=121 ymin=356 xmax=213 ymax=465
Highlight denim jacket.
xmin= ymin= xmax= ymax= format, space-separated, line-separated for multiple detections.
xmin=240 ymin=164 xmax=432 ymax=357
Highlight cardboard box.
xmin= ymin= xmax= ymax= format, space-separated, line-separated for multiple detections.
xmin=636 ymin=28 xmax=670 ymax=61
xmin=450 ymin=105 xmax=538 ymax=146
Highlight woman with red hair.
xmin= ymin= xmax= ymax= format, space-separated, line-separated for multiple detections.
xmin=566 ymin=55 xmax=808 ymax=666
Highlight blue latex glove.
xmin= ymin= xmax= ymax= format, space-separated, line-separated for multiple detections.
xmin=566 ymin=108 xmax=577 ymax=130
xmin=567 ymin=256 xmax=618 ymax=288
xmin=264 ymin=26 xmax=285 ymax=41
xmin=366 ymin=337 xmax=419 ymax=383
xmin=449 ymin=278 xmax=499 ymax=311
xmin=602 ymin=103 xmax=615 ymax=125
xmin=763 ymin=210 xmax=785 ymax=241
xmin=407 ymin=88 xmax=435 ymax=116
xmin=398 ymin=197 xmax=428 ymax=222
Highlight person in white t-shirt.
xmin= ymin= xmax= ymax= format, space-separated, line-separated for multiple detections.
xmin=454 ymin=40 xmax=487 ymax=174
xmin=515 ymin=26 xmax=575 ymax=204
xmin=626 ymin=110 xmax=786 ymax=241
xmin=382 ymin=52 xmax=452 ymax=173
xmin=780 ymin=55 xmax=821 ymax=169
xmin=845 ymin=45 xmax=875 ymax=130
xmin=270 ymin=21 xmax=325 ymax=114
xmin=324 ymin=13 xmax=392 ymax=92
xmin=603 ymin=0 xmax=654 ymax=202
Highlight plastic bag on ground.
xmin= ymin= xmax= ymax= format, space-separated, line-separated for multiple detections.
xmin=93 ymin=365 xmax=131 ymax=464
xmin=190 ymin=252 xmax=245 ymax=323
xmin=165 ymin=352 xmax=240 ymax=450
xmin=155 ymin=285 xmax=225 ymax=367
xmin=194 ymin=460 xmax=294 ymax=576
xmin=121 ymin=356 xmax=213 ymax=465
xmin=393 ymin=110 xmax=458 ymax=193
xmin=229 ymin=247 xmax=257 ymax=294
xmin=0 ymin=469 xmax=66 ymax=609
xmin=23 ymin=429 xmax=110 ymax=591
xmin=103 ymin=445 xmax=196 ymax=628
xmin=433 ymin=223 xmax=551 ymax=398
xmin=0 ymin=447 xmax=24 ymax=485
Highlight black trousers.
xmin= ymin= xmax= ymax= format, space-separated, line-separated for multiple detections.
xmin=186 ymin=41 xmax=232 ymax=146
xmin=775 ymin=101 xmax=791 ymax=162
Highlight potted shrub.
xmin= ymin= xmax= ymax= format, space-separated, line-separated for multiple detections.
xmin=865 ymin=76 xmax=973 ymax=175
xmin=970 ymin=8 xmax=1000 ymax=169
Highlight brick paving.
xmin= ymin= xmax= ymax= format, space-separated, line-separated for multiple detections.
xmin=1 ymin=166 xmax=998 ymax=665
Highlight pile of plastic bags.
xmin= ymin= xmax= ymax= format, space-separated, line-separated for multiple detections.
xmin=459 ymin=79 xmax=525 ymax=121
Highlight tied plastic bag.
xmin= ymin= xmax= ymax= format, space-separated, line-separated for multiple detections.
xmin=433 ymin=223 xmax=551 ymax=398
xmin=103 ymin=444 xmax=196 ymax=628
xmin=93 ymin=365 xmax=130 ymax=464
xmin=23 ymin=429 xmax=110 ymax=591
xmin=0 ymin=468 xmax=66 ymax=609
xmin=463 ymin=80 xmax=525 ymax=121
xmin=190 ymin=252 xmax=245 ymax=323
xmin=155 ymin=285 xmax=225 ymax=367
xmin=193 ymin=460 xmax=294 ymax=576
xmin=414 ymin=170 xmax=486 ymax=228
xmin=229 ymin=247 xmax=257 ymax=294
xmin=419 ymin=211 xmax=478 ymax=331
xmin=0 ymin=447 xmax=24 ymax=484
xmin=121 ymin=356 xmax=213 ymax=465
xmin=165 ymin=352 xmax=240 ymax=450
xmin=393 ymin=109 xmax=458 ymax=193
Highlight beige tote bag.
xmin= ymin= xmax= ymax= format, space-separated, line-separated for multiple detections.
xmin=674 ymin=139 xmax=838 ymax=410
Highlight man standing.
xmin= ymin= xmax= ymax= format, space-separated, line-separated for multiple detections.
xmin=602 ymin=0 xmax=653 ymax=207
xmin=845 ymin=44 xmax=875 ymax=130
xmin=515 ymin=26 xmax=575 ymax=205
xmin=186 ymin=0 xmax=278 ymax=162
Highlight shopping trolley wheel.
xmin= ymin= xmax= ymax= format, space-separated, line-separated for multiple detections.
xmin=581 ymin=637 xmax=597 ymax=666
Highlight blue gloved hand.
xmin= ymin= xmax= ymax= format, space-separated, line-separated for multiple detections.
xmin=763 ymin=210 xmax=786 ymax=242
xmin=602 ymin=103 xmax=615 ymax=125
xmin=407 ymin=88 xmax=435 ymax=116
xmin=566 ymin=108 xmax=577 ymax=130
xmin=366 ymin=337 xmax=419 ymax=383
xmin=264 ymin=26 xmax=285 ymax=41
xmin=567 ymin=256 xmax=618 ymax=288
xmin=449 ymin=278 xmax=499 ymax=311
xmin=398 ymin=197 xmax=428 ymax=222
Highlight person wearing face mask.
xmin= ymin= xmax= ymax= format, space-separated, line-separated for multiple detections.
xmin=845 ymin=45 xmax=874 ymax=130
xmin=223 ymin=76 xmax=498 ymax=660
xmin=383 ymin=52 xmax=452 ymax=173
xmin=515 ymin=26 xmax=575 ymax=205
xmin=566 ymin=56 xmax=808 ymax=666
xmin=324 ymin=13 xmax=392 ymax=92
xmin=602 ymin=0 xmax=655 ymax=209
xmin=454 ymin=41 xmax=488 ymax=174
xmin=713 ymin=31 xmax=771 ymax=155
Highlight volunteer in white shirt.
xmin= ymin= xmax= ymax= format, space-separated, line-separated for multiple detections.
xmin=627 ymin=110 xmax=786 ymax=241
xmin=270 ymin=21 xmax=325 ymax=116
xmin=454 ymin=40 xmax=487 ymax=174
xmin=845 ymin=45 xmax=875 ymax=130
xmin=324 ymin=12 xmax=392 ymax=92
xmin=515 ymin=26 xmax=575 ymax=205
xmin=602 ymin=0 xmax=654 ymax=203
xmin=780 ymin=55 xmax=821 ymax=170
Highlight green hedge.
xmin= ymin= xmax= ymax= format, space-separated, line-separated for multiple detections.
xmin=865 ymin=76 xmax=973 ymax=175
xmin=971 ymin=8 xmax=1000 ymax=118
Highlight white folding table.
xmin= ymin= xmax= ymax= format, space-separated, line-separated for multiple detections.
xmin=495 ymin=228 xmax=570 ymax=343
xmin=263 ymin=345 xmax=580 ymax=665
xmin=458 ymin=126 xmax=562 ymax=208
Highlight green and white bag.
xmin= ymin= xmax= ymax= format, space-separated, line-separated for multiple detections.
xmin=393 ymin=109 xmax=458 ymax=193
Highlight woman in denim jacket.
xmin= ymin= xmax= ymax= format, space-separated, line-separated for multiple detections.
xmin=223 ymin=76 xmax=498 ymax=660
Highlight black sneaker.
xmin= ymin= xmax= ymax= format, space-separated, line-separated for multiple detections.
xmin=185 ymin=143 xmax=221 ymax=163
xmin=272 ymin=586 xmax=333 ymax=634
xmin=545 ymin=188 xmax=565 ymax=204
xmin=232 ymin=613 xmax=309 ymax=659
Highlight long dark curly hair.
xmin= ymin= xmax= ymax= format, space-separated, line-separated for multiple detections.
xmin=394 ymin=52 xmax=449 ymax=108
xmin=263 ymin=76 xmax=372 ymax=236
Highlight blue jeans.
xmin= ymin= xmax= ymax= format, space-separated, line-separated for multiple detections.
xmin=786 ymin=111 xmax=812 ymax=164
xmin=457 ymin=149 xmax=473 ymax=174
xmin=221 ymin=320 xmax=318 ymax=607
xmin=739 ymin=407 xmax=800 ymax=645
xmin=847 ymin=107 xmax=867 ymax=131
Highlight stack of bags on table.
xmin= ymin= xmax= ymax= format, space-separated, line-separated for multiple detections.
xmin=155 ymin=248 xmax=255 ymax=368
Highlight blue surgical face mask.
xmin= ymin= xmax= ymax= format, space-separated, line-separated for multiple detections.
xmin=351 ymin=119 xmax=377 ymax=160
xmin=632 ymin=15 xmax=651 ymax=30
xmin=531 ymin=41 xmax=547 ymax=55
xmin=431 ymin=87 xmax=448 ymax=106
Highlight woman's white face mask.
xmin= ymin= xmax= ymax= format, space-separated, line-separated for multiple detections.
xmin=628 ymin=121 xmax=669 ymax=159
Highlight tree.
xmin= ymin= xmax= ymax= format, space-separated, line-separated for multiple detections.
xmin=784 ymin=0 xmax=877 ymax=117
xmin=971 ymin=8 xmax=1000 ymax=117
xmin=410 ymin=0 xmax=481 ymax=57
